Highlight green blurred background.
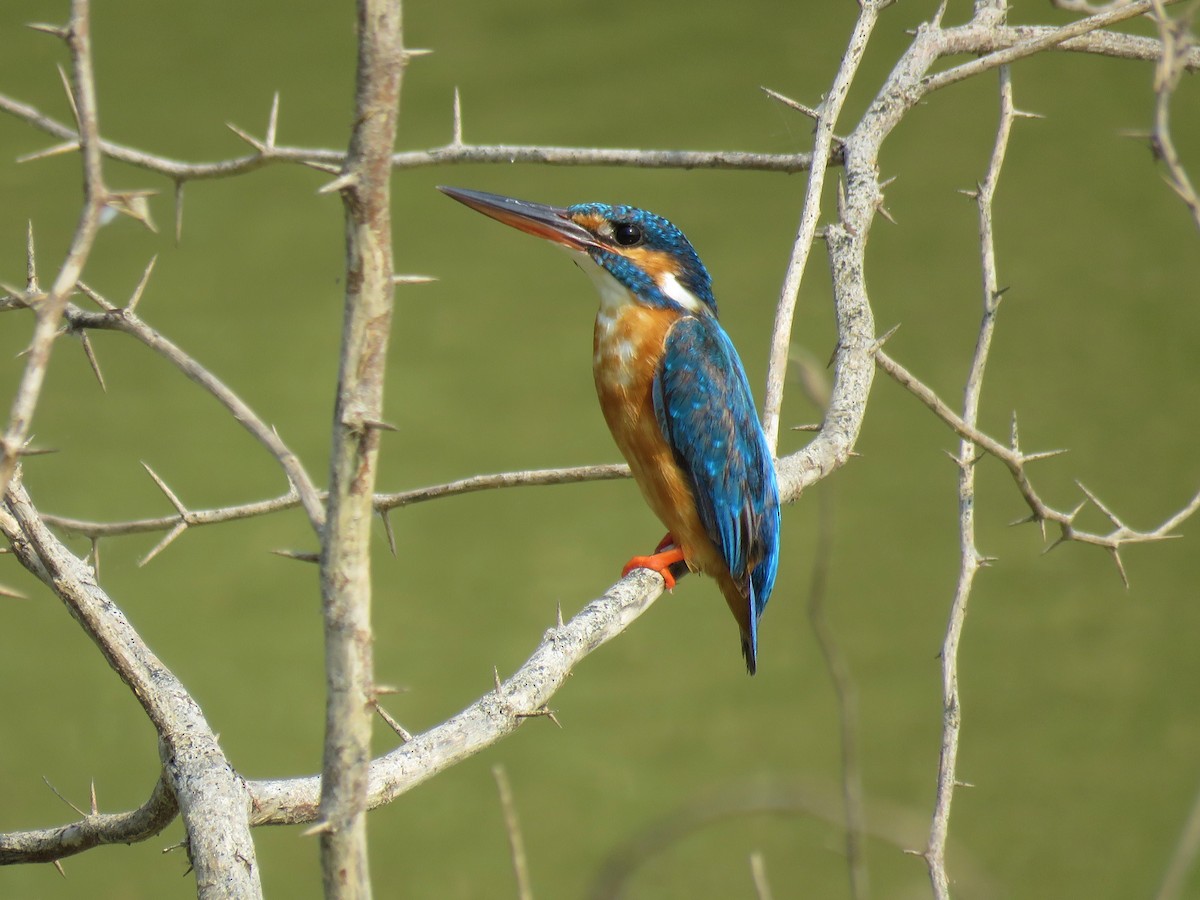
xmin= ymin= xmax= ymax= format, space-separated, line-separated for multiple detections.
xmin=2 ymin=1 xmax=1198 ymax=897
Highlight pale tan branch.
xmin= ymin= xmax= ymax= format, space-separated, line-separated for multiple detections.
xmin=876 ymin=348 xmax=1200 ymax=580
xmin=0 ymin=775 xmax=177 ymax=864
xmin=1 ymin=11 xmax=1192 ymax=197
xmin=247 ymin=568 xmax=667 ymax=825
xmin=926 ymin=53 xmax=1015 ymax=900
xmin=0 ymin=1 xmax=109 ymax=498
xmin=317 ymin=0 xmax=405 ymax=893
xmin=39 ymin=463 xmax=632 ymax=540
xmin=1148 ymin=0 xmax=1200 ymax=230
xmin=1156 ymin=774 xmax=1200 ymax=900
xmin=0 ymin=89 xmax=816 ymax=180
xmin=65 ymin=298 xmax=326 ymax=532
xmin=493 ymin=765 xmax=534 ymax=900
xmin=375 ymin=463 xmax=630 ymax=511
xmin=762 ymin=0 xmax=885 ymax=450
xmin=916 ymin=0 xmax=1190 ymax=94
xmin=0 ymin=481 xmax=261 ymax=897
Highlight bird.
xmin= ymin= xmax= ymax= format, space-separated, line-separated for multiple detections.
xmin=438 ymin=186 xmax=780 ymax=674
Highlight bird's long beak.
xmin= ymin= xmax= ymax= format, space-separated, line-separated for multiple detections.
xmin=438 ymin=186 xmax=597 ymax=252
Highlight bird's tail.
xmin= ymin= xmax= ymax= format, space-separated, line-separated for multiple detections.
xmin=720 ymin=570 xmax=759 ymax=675
xmin=740 ymin=628 xmax=757 ymax=675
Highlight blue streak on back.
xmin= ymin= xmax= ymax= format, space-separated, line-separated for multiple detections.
xmin=651 ymin=314 xmax=780 ymax=669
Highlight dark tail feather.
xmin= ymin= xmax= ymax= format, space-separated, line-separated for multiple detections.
xmin=719 ymin=571 xmax=759 ymax=675
xmin=741 ymin=629 xmax=757 ymax=676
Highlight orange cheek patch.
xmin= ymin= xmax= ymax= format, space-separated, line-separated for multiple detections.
xmin=621 ymin=247 xmax=678 ymax=280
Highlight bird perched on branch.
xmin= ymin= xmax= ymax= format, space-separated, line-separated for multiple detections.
xmin=439 ymin=186 xmax=780 ymax=674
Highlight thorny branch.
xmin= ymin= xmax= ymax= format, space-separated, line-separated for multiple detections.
xmin=926 ymin=21 xmax=1013 ymax=894
xmin=1148 ymin=0 xmax=1200 ymax=230
xmin=63 ymin=279 xmax=327 ymax=533
xmin=0 ymin=4 xmax=1194 ymax=242
xmin=315 ymin=0 xmax=406 ymax=895
xmin=0 ymin=775 xmax=177 ymax=864
xmin=0 ymin=482 xmax=263 ymax=898
xmin=38 ymin=463 xmax=631 ymax=544
xmin=0 ymin=88 xmax=822 ymax=180
xmin=0 ymin=1 xmax=108 ymax=499
xmin=875 ymin=347 xmax=1200 ymax=583
xmin=761 ymin=0 xmax=885 ymax=451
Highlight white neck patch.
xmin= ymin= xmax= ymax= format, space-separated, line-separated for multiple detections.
xmin=656 ymin=272 xmax=706 ymax=314
xmin=573 ymin=253 xmax=707 ymax=317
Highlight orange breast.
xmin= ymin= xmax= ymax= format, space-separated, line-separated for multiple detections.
xmin=592 ymin=306 xmax=727 ymax=580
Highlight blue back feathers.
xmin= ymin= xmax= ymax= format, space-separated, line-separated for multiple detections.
xmin=652 ymin=316 xmax=781 ymax=671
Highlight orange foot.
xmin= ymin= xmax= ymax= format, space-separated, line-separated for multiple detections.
xmin=622 ymin=544 xmax=686 ymax=590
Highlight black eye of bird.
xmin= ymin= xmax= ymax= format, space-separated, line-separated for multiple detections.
xmin=612 ymin=222 xmax=643 ymax=246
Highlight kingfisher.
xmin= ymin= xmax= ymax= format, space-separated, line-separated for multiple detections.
xmin=439 ymin=186 xmax=781 ymax=674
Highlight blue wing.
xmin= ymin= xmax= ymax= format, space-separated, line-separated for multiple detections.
xmin=652 ymin=314 xmax=780 ymax=671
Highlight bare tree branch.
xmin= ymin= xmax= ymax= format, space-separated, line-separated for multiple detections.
xmin=0 ymin=480 xmax=262 ymax=898
xmin=2 ymin=2 xmax=1196 ymax=895
xmin=762 ymin=0 xmax=886 ymax=451
xmin=926 ymin=32 xmax=1015 ymax=896
xmin=0 ymin=775 xmax=177 ymax=865
xmin=0 ymin=1 xmax=109 ymax=498
xmin=38 ymin=463 xmax=631 ymax=541
xmin=493 ymin=765 xmax=534 ymax=900
xmin=65 ymin=293 xmax=326 ymax=532
xmin=923 ymin=0 xmax=1188 ymax=93
xmin=316 ymin=0 xmax=406 ymax=894
xmin=247 ymin=568 xmax=667 ymax=825
xmin=1148 ymin=0 xmax=1200 ymax=230
xmin=875 ymin=347 xmax=1200 ymax=574
xmin=0 ymin=88 xmax=818 ymax=180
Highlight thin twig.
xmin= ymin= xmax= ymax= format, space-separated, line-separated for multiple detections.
xmin=762 ymin=0 xmax=886 ymax=451
xmin=875 ymin=347 xmax=1200 ymax=571
xmin=493 ymin=765 xmax=534 ymax=900
xmin=1147 ymin=0 xmax=1200 ymax=230
xmin=1156 ymin=776 xmax=1200 ymax=900
xmin=923 ymin=0 xmax=1178 ymax=94
xmin=806 ymin=483 xmax=868 ymax=900
xmin=926 ymin=55 xmax=1016 ymax=900
xmin=750 ymin=851 xmax=774 ymax=900
xmin=0 ymin=0 xmax=109 ymax=498
xmin=67 ymin=296 xmax=326 ymax=532
xmin=0 ymin=89 xmax=818 ymax=180
xmin=39 ymin=463 xmax=632 ymax=540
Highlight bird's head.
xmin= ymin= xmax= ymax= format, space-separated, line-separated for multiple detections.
xmin=438 ymin=186 xmax=717 ymax=317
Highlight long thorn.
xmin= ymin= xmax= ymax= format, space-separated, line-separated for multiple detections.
xmin=266 ymin=92 xmax=280 ymax=148
xmin=127 ymin=256 xmax=158 ymax=313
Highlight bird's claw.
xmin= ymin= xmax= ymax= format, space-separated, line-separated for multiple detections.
xmin=622 ymin=545 xmax=686 ymax=590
